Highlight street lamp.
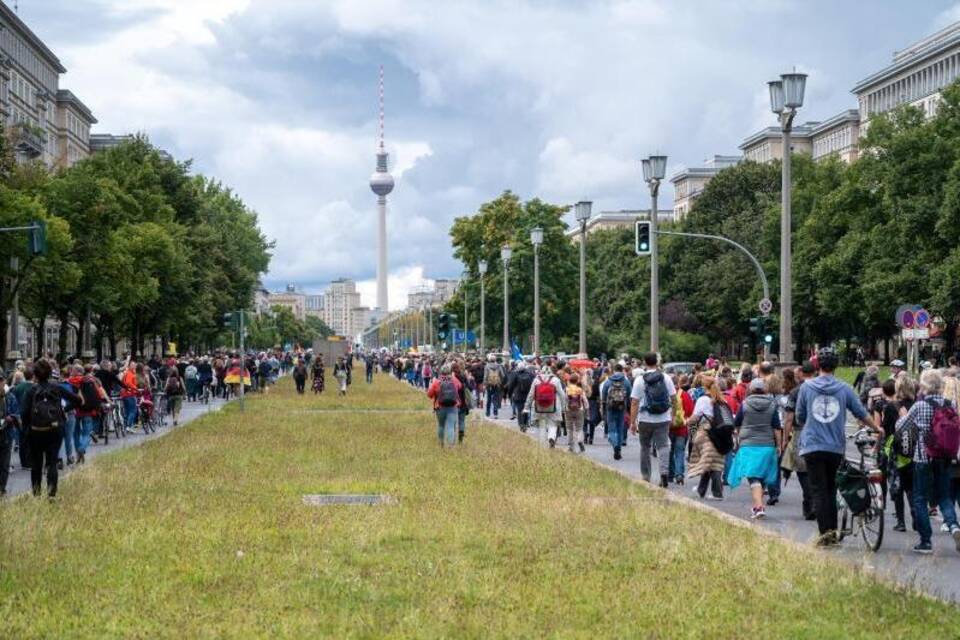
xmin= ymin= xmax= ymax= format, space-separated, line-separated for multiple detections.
xmin=574 ymin=201 xmax=592 ymax=356
xmin=530 ymin=227 xmax=544 ymax=355
xmin=769 ymin=71 xmax=806 ymax=364
xmin=642 ymin=154 xmax=667 ymax=354
xmin=478 ymin=259 xmax=488 ymax=352
xmin=501 ymin=244 xmax=512 ymax=354
xmin=462 ymin=269 xmax=469 ymax=354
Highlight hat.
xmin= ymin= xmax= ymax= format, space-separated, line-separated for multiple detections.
xmin=891 ymin=359 xmax=906 ymax=368
xmin=920 ymin=360 xmax=933 ymax=370
xmin=749 ymin=378 xmax=766 ymax=392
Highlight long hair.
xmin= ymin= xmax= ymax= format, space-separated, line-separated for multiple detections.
xmin=701 ymin=375 xmax=723 ymax=404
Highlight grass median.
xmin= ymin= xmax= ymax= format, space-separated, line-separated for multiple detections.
xmin=0 ymin=370 xmax=956 ymax=638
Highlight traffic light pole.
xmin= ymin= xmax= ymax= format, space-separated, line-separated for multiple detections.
xmin=239 ymin=310 xmax=245 ymax=413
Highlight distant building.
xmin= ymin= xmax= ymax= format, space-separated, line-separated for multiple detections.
xmin=304 ymin=294 xmax=324 ymax=318
xmin=739 ymin=121 xmax=818 ymax=164
xmin=566 ymin=209 xmax=674 ymax=243
xmin=0 ymin=1 xmax=96 ymax=168
xmin=253 ymin=282 xmax=271 ymax=317
xmin=432 ymin=279 xmax=459 ymax=304
xmin=268 ymin=285 xmax=306 ymax=321
xmin=854 ymin=21 xmax=960 ymax=124
xmin=321 ymin=278 xmax=362 ymax=337
xmin=669 ymin=155 xmax=741 ymax=219
xmin=350 ymin=306 xmax=371 ymax=339
xmin=810 ymin=109 xmax=861 ymax=163
xmin=407 ymin=285 xmax=435 ymax=310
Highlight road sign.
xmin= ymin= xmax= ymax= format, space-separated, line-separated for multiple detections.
xmin=901 ymin=309 xmax=916 ymax=329
xmin=915 ymin=308 xmax=930 ymax=329
xmin=902 ymin=327 xmax=929 ymax=340
xmin=758 ymin=298 xmax=772 ymax=315
xmin=452 ymin=329 xmax=476 ymax=345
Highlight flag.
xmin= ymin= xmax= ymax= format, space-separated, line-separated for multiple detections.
xmin=511 ymin=340 xmax=523 ymax=361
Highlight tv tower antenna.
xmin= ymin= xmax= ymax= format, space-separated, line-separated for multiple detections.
xmin=378 ymin=65 xmax=385 ymax=151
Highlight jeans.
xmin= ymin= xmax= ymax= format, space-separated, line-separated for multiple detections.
xmin=722 ymin=452 xmax=734 ymax=484
xmin=294 ymin=377 xmax=305 ymax=394
xmin=912 ymin=459 xmax=960 ymax=545
xmin=0 ymin=432 xmax=11 ymax=492
xmin=366 ymin=369 xmax=374 ymax=383
xmin=606 ymin=408 xmax=626 ymax=448
xmin=669 ymin=433 xmax=687 ymax=479
xmin=61 ymin=413 xmax=76 ymax=460
xmin=123 ymin=396 xmax=138 ymax=428
xmin=803 ymin=451 xmax=843 ymax=536
xmin=566 ymin=410 xmax=585 ymax=450
xmin=27 ymin=427 xmax=62 ymax=496
xmin=485 ymin=387 xmax=501 ymax=417
xmin=17 ymin=425 xmax=30 ymax=469
xmin=435 ymin=407 xmax=458 ymax=446
xmin=458 ymin=410 xmax=467 ymax=436
xmin=637 ymin=421 xmax=670 ymax=481
xmin=511 ymin=399 xmax=524 ymax=422
xmin=77 ymin=416 xmax=96 ymax=455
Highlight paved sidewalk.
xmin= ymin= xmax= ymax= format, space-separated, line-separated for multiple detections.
xmin=3 ymin=396 xmax=228 ymax=499
xmin=486 ymin=409 xmax=960 ymax=603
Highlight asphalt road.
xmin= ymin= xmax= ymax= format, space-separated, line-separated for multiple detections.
xmin=485 ymin=407 xmax=960 ymax=604
xmin=3 ymin=395 xmax=228 ymax=499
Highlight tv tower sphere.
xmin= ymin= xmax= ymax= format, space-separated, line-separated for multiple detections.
xmin=369 ymin=162 xmax=394 ymax=196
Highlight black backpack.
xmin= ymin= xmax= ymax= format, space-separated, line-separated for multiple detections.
xmin=80 ymin=377 xmax=101 ymax=412
xmin=642 ymin=372 xmax=671 ymax=414
xmin=437 ymin=377 xmax=458 ymax=408
xmin=707 ymin=400 xmax=736 ymax=455
xmin=31 ymin=385 xmax=64 ymax=429
xmin=608 ymin=378 xmax=627 ymax=411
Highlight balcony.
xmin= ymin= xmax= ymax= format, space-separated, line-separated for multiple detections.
xmin=12 ymin=123 xmax=46 ymax=158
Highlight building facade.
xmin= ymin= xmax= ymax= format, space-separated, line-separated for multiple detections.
xmin=432 ymin=279 xmax=459 ymax=304
xmin=669 ymin=155 xmax=741 ymax=219
xmin=321 ymin=278 xmax=363 ymax=337
xmin=739 ymin=122 xmax=817 ymax=164
xmin=854 ymin=21 xmax=960 ymax=124
xmin=565 ymin=209 xmax=675 ymax=243
xmin=0 ymin=2 xmax=96 ymax=169
xmin=268 ymin=286 xmax=306 ymax=321
xmin=810 ymin=109 xmax=861 ymax=163
xmin=304 ymin=294 xmax=324 ymax=318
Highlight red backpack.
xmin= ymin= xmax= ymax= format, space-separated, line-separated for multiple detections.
xmin=925 ymin=399 xmax=960 ymax=460
xmin=534 ymin=377 xmax=557 ymax=413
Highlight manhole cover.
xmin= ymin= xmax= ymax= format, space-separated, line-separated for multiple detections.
xmin=302 ymin=494 xmax=396 ymax=506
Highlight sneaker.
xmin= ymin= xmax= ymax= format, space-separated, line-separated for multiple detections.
xmin=893 ymin=522 xmax=906 ymax=532
xmin=751 ymin=506 xmax=766 ymax=519
xmin=913 ymin=542 xmax=934 ymax=555
xmin=578 ymin=442 xmax=585 ymax=453
xmin=659 ymin=475 xmax=669 ymax=488
xmin=548 ymin=438 xmax=556 ymax=449
xmin=952 ymin=527 xmax=960 ymax=553
xmin=766 ymin=497 xmax=779 ymax=506
xmin=706 ymin=495 xmax=723 ymax=502
xmin=613 ymin=447 xmax=622 ymax=460
xmin=815 ymin=531 xmax=840 ymax=547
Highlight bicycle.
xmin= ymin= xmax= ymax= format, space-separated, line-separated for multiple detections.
xmin=109 ymin=395 xmax=127 ymax=439
xmin=836 ymin=427 xmax=885 ymax=552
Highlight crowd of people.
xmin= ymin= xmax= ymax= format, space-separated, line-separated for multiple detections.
xmin=390 ymin=345 xmax=960 ymax=554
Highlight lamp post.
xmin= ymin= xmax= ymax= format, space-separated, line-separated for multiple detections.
xmin=641 ymin=154 xmax=667 ymax=354
xmin=501 ymin=244 xmax=512 ymax=354
xmin=574 ymin=201 xmax=592 ymax=356
xmin=462 ymin=270 xmax=469 ymax=354
xmin=768 ymin=71 xmax=806 ymax=364
xmin=478 ymin=259 xmax=487 ymax=353
xmin=530 ymin=227 xmax=543 ymax=355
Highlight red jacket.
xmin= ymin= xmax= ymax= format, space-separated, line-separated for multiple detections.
xmin=427 ymin=375 xmax=462 ymax=409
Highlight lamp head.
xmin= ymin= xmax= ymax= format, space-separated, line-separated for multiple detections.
xmin=500 ymin=244 xmax=512 ymax=263
xmin=768 ymin=80 xmax=785 ymax=114
xmin=649 ymin=155 xmax=667 ymax=180
xmin=478 ymin=259 xmax=488 ymax=275
xmin=781 ymin=71 xmax=807 ymax=109
xmin=574 ymin=200 xmax=592 ymax=223
xmin=530 ymin=227 xmax=544 ymax=246
xmin=641 ymin=158 xmax=652 ymax=183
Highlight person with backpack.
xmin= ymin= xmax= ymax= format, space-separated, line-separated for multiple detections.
xmin=629 ymin=352 xmax=675 ymax=487
xmin=686 ymin=375 xmax=730 ymax=500
xmin=21 ymin=359 xmax=82 ymax=498
xmin=600 ymin=363 xmax=631 ymax=460
xmin=452 ymin=360 xmax=473 ymax=444
xmin=874 ymin=378 xmax=913 ymax=532
xmin=565 ymin=372 xmax=588 ymax=453
xmin=74 ymin=365 xmax=102 ymax=464
xmin=728 ymin=378 xmax=782 ymax=519
xmin=669 ymin=374 xmax=694 ymax=484
xmin=293 ymin=359 xmax=308 ymax=394
xmin=164 ymin=369 xmax=186 ymax=426
xmin=795 ymin=348 xmax=878 ymax=546
xmin=508 ymin=362 xmax=535 ymax=432
xmin=895 ymin=368 xmax=960 ymax=554
xmin=483 ymin=355 xmax=505 ymax=419
xmin=0 ymin=371 xmax=20 ymax=495
xmin=524 ymin=365 xmax=566 ymax=448
xmin=427 ymin=364 xmax=463 ymax=448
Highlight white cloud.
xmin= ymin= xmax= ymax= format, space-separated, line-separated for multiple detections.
xmin=356 ymin=265 xmax=434 ymax=311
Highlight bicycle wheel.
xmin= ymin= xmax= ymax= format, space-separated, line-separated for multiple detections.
xmin=100 ymin=415 xmax=109 ymax=445
xmin=836 ymin=493 xmax=849 ymax=542
xmin=860 ymin=484 xmax=885 ymax=552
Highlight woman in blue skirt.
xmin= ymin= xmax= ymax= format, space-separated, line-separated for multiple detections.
xmin=729 ymin=377 xmax=783 ymax=519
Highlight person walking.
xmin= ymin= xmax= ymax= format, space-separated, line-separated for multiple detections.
xmin=21 ymin=359 xmax=81 ymax=498
xmin=164 ymin=369 xmax=185 ymax=426
xmin=74 ymin=365 xmax=102 ymax=464
xmin=628 ymin=353 xmax=675 ymax=486
xmin=728 ymin=378 xmax=782 ymax=519
xmin=565 ymin=372 xmax=588 ymax=453
xmin=484 ymin=355 xmax=506 ymax=419
xmin=669 ymin=374 xmax=694 ymax=484
xmin=334 ymin=357 xmax=349 ymax=396
xmin=427 ymin=364 xmax=463 ymax=448
xmin=0 ymin=372 xmax=20 ymax=496
xmin=524 ymin=365 xmax=566 ymax=448
xmin=686 ymin=375 xmax=728 ymax=500
xmin=600 ymin=363 xmax=631 ymax=460
xmin=452 ymin=360 xmax=473 ymax=444
xmin=508 ymin=362 xmax=535 ymax=432
xmin=311 ymin=356 xmax=325 ymax=395
xmin=795 ymin=348 xmax=877 ymax=546
xmin=293 ymin=359 xmax=308 ymax=394
xmin=895 ymin=368 xmax=960 ymax=554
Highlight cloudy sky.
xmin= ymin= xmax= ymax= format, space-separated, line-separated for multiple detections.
xmin=22 ymin=0 xmax=960 ymax=309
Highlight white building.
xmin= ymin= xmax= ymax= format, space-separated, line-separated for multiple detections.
xmin=268 ymin=285 xmax=306 ymax=321
xmin=669 ymin=155 xmax=742 ymax=219
xmin=321 ymin=278 xmax=363 ymax=337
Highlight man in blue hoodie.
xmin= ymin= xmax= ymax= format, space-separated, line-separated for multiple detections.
xmin=795 ymin=348 xmax=877 ymax=545
xmin=601 ymin=363 xmax=632 ymax=461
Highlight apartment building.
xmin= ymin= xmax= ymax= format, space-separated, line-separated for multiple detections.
xmin=321 ymin=278 xmax=362 ymax=337
xmin=669 ymin=155 xmax=741 ymax=219
xmin=268 ymin=286 xmax=306 ymax=321
xmin=304 ymin=294 xmax=324 ymax=318
xmin=0 ymin=1 xmax=96 ymax=168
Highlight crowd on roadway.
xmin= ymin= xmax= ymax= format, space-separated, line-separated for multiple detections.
xmin=385 ymin=345 xmax=960 ymax=554
xmin=0 ymin=348 xmax=306 ymax=500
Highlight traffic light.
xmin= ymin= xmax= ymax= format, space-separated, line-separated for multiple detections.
xmin=27 ymin=220 xmax=47 ymax=256
xmin=223 ymin=312 xmax=239 ymax=331
xmin=635 ymin=220 xmax=651 ymax=256
xmin=749 ymin=316 xmax=763 ymax=336
xmin=437 ymin=313 xmax=450 ymax=340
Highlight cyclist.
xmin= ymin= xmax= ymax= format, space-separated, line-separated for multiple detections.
xmin=795 ymin=348 xmax=878 ymax=546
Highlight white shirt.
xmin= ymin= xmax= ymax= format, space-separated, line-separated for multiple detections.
xmin=630 ymin=368 xmax=675 ymax=424
xmin=692 ymin=396 xmax=714 ymax=423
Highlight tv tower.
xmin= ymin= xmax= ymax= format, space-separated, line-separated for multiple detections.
xmin=369 ymin=66 xmax=394 ymax=313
